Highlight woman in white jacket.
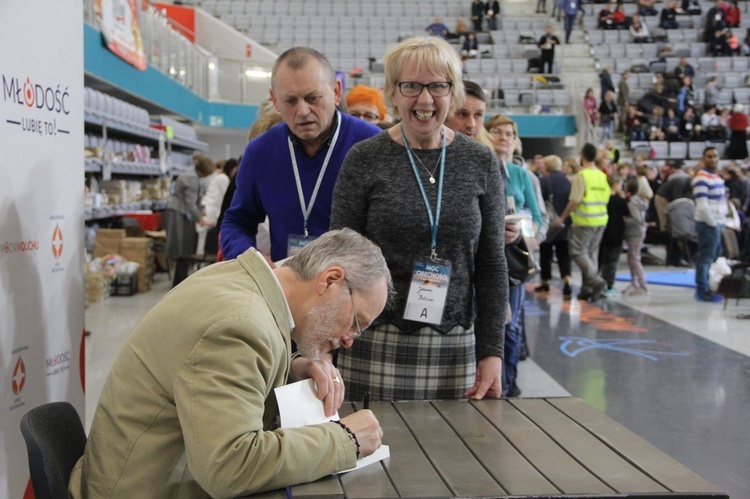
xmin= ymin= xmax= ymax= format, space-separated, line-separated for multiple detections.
xmin=199 ymin=158 xmax=238 ymax=255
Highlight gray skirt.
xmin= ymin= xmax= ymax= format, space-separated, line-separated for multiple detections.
xmin=163 ymin=208 xmax=197 ymax=261
xmin=337 ymin=323 xmax=476 ymax=402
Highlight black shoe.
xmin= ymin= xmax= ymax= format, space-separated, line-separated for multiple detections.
xmin=534 ymin=283 xmax=550 ymax=292
xmin=563 ymin=282 xmax=572 ymax=298
xmin=506 ymin=382 xmax=522 ymax=398
xmin=577 ymin=292 xmax=591 ymax=301
xmin=590 ymin=278 xmax=607 ymax=302
xmin=520 ymin=343 xmax=530 ymax=360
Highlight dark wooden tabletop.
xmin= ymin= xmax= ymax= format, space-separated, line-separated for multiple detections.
xmin=254 ymin=397 xmax=727 ymax=498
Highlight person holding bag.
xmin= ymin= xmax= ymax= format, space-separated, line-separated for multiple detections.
xmin=485 ymin=114 xmax=542 ymax=397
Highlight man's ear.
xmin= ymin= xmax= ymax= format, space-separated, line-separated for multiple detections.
xmin=315 ymin=266 xmax=345 ymax=295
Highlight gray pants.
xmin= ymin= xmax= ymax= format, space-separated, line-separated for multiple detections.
xmin=569 ymin=224 xmax=606 ymax=293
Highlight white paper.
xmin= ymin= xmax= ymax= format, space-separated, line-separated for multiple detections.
xmin=276 ymin=379 xmax=337 ymax=428
xmin=334 ymin=445 xmax=390 ymax=474
xmin=275 ymin=379 xmax=390 ymax=473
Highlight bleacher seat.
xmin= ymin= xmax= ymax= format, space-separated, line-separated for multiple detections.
xmin=631 ymin=141 xmax=652 ymax=157
xmin=713 ymin=141 xmax=727 ymax=158
xmin=725 ymin=73 xmax=742 ymax=88
xmin=610 ymin=44 xmax=625 ymax=58
xmin=511 ymin=59 xmax=527 ymax=73
xmin=588 ymin=31 xmax=605 ymax=44
xmin=717 ymin=88 xmax=734 ymax=106
xmin=625 ymin=44 xmax=642 ymax=58
xmin=688 ymin=141 xmax=707 ymax=159
xmin=733 ymin=57 xmax=748 ymax=72
xmin=215 ymin=0 xmax=231 ymax=16
xmin=668 ymin=141 xmax=687 ymax=159
xmin=734 ymin=87 xmax=750 ymax=105
xmin=553 ymin=89 xmax=570 ymax=106
xmin=651 ymin=141 xmax=669 ymax=158
xmin=689 ymin=42 xmax=705 ymax=57
xmin=537 ymin=89 xmax=554 ymax=107
xmin=641 ymin=44 xmax=659 ymax=58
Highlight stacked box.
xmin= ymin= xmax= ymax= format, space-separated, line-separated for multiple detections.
xmin=93 ymin=229 xmax=126 ymax=258
xmin=85 ymin=270 xmax=111 ymax=305
xmin=120 ymin=237 xmax=154 ymax=293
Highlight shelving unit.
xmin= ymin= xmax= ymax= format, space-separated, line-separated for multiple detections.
xmin=84 ymin=87 xmax=208 ymax=223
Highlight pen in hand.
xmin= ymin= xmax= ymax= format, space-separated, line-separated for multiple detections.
xmin=363 ymin=391 xmax=370 ymax=410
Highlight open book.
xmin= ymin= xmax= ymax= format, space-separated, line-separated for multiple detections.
xmin=275 ymin=379 xmax=390 ymax=473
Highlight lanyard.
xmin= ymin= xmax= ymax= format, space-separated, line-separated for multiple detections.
xmin=401 ymin=126 xmax=446 ymax=260
xmin=287 ymin=111 xmax=342 ymax=237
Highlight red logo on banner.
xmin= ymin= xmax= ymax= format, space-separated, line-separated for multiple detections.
xmin=23 ymin=77 xmax=34 ymax=107
xmin=246 ymin=43 xmax=252 ymax=57
xmin=12 ymin=356 xmax=26 ymax=394
xmin=52 ymin=224 xmax=64 ymax=259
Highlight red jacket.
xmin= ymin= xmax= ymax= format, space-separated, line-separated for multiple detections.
xmin=729 ymin=112 xmax=748 ymax=131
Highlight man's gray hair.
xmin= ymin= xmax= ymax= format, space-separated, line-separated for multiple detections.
xmin=271 ymin=47 xmax=336 ymax=88
xmin=283 ymin=228 xmax=393 ymax=298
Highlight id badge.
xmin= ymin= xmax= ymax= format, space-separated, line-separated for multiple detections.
xmin=287 ymin=234 xmax=317 ymax=257
xmin=403 ymin=258 xmax=452 ymax=325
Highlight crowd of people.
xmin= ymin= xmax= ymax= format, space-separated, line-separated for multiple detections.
xmin=71 ymin=17 xmax=750 ymax=494
xmin=596 ymin=0 xmax=749 ymax=56
xmin=586 ymin=59 xmax=750 ymax=160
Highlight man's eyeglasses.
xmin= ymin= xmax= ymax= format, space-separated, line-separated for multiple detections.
xmin=346 ymin=281 xmax=363 ymax=339
xmin=396 ymin=81 xmax=453 ymax=98
xmin=349 ymin=111 xmax=380 ymax=123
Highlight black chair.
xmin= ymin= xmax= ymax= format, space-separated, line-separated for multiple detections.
xmin=20 ymin=401 xmax=86 ymax=499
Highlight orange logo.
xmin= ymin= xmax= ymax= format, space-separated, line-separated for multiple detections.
xmin=12 ymin=356 xmax=26 ymax=395
xmin=23 ymin=77 xmax=34 ymax=107
xmin=52 ymin=224 xmax=63 ymax=259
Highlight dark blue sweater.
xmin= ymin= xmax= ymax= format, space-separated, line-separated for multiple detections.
xmin=221 ymin=113 xmax=381 ymax=261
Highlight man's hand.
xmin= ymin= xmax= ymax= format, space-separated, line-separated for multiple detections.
xmin=464 ymin=356 xmax=503 ymax=399
xmin=290 ymin=354 xmax=344 ymax=417
xmin=340 ymin=410 xmax=383 ymax=457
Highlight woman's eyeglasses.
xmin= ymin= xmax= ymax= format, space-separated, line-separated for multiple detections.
xmin=396 ymin=81 xmax=452 ymax=98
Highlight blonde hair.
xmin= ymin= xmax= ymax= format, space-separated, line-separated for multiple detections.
xmin=248 ymin=108 xmax=283 ymax=142
xmin=383 ymin=36 xmax=465 ymax=116
xmin=563 ymin=156 xmax=581 ymax=174
xmin=543 ymin=155 xmax=563 ymax=173
xmin=475 ymin=127 xmax=495 ymax=150
xmin=484 ymin=114 xmax=518 ymax=137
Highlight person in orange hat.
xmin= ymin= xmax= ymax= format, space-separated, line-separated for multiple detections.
xmin=345 ymin=85 xmax=387 ymax=125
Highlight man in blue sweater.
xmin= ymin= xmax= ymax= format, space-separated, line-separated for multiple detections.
xmin=221 ymin=47 xmax=381 ymax=262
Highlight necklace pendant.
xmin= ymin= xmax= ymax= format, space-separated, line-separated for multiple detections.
xmin=429 ymin=176 xmax=436 ymax=184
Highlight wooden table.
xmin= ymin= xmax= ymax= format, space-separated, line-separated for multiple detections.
xmin=256 ymin=397 xmax=727 ymax=498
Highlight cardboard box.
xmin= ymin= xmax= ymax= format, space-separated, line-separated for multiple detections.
xmin=85 ymin=271 xmax=111 ymax=304
xmin=120 ymin=237 xmax=155 ymax=293
xmin=93 ymin=229 xmax=126 ymax=258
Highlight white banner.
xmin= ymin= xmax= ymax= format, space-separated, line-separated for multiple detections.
xmin=0 ymin=0 xmax=85 ymax=496
xmin=96 ymin=0 xmax=147 ymax=71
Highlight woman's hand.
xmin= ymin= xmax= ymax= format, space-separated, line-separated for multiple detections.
xmin=505 ymin=222 xmax=522 ymax=245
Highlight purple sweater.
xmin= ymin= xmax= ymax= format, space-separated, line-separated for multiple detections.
xmin=221 ymin=113 xmax=381 ymax=261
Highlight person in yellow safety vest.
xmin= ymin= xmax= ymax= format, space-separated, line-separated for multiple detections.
xmin=554 ymin=143 xmax=610 ymax=302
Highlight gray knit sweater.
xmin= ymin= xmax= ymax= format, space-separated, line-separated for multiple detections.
xmin=331 ymin=131 xmax=508 ymax=360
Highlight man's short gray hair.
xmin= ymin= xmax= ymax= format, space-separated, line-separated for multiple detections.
xmin=271 ymin=47 xmax=336 ymax=88
xmin=283 ymin=228 xmax=393 ymax=299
